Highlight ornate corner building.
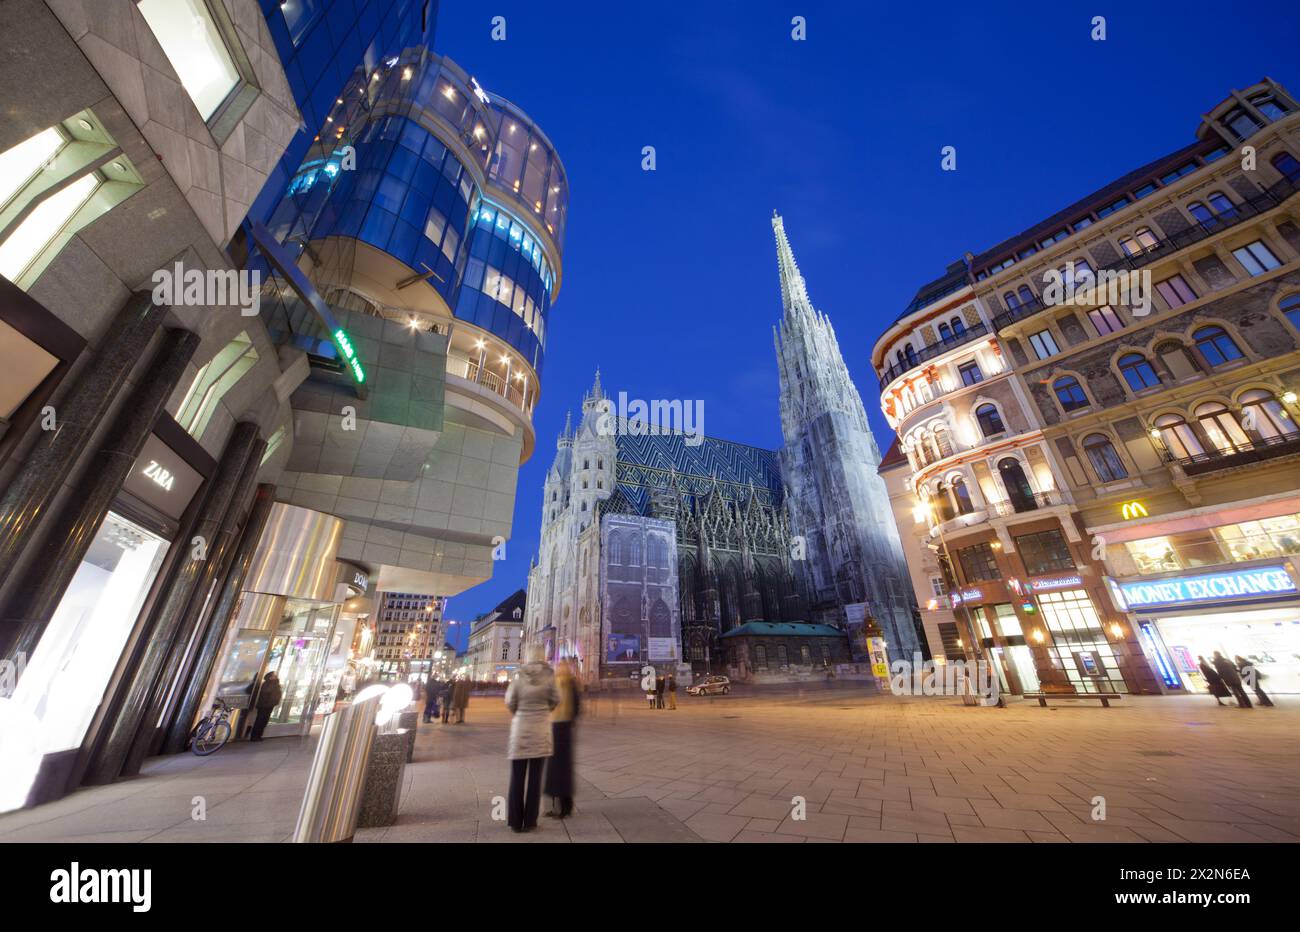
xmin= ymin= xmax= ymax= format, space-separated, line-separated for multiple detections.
xmin=874 ymin=78 xmax=1300 ymax=698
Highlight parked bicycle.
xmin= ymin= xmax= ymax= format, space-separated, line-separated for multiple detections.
xmin=190 ymin=697 xmax=234 ymax=756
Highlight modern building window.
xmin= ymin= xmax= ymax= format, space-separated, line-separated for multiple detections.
xmin=1195 ymin=402 xmax=1250 ymax=453
xmin=175 ymin=332 xmax=259 ymax=440
xmin=957 ymin=542 xmax=1001 ymax=583
xmin=1232 ymin=240 xmax=1282 ymax=277
xmin=1280 ymin=293 xmax=1300 ymax=330
xmin=1273 ymin=152 xmax=1300 ymax=182
xmin=1193 ymin=326 xmax=1244 ymax=367
xmin=1119 ymin=353 xmax=1161 ymax=392
xmin=1154 ymin=275 xmax=1197 ymax=309
xmin=1053 ymin=376 xmax=1089 ymax=412
xmin=1238 ymin=389 xmax=1294 ymax=439
xmin=137 ymin=0 xmax=242 ymax=121
xmin=1154 ymin=414 xmax=1203 ymax=460
xmin=974 ymin=403 xmax=1005 ymax=437
xmin=1087 ymin=305 xmax=1124 ymax=336
xmin=1083 ymin=434 xmax=1128 ymax=482
xmin=1015 ymin=529 xmax=1076 ymax=575
xmin=958 ymin=360 xmax=983 ymax=386
xmin=1028 ymin=329 xmax=1059 ymax=360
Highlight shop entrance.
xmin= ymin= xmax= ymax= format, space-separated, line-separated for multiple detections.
xmin=263 ymin=600 xmax=340 ymax=738
xmin=1149 ymin=606 xmax=1300 ymax=694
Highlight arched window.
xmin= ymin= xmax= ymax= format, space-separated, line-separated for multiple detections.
xmin=997 ymin=457 xmax=1035 ymax=512
xmin=1053 ymin=376 xmax=1089 ymax=412
xmin=1004 ymin=290 xmax=1022 ymax=309
xmin=951 ymin=477 xmax=974 ymax=515
xmin=608 ymin=532 xmax=623 ymax=564
xmin=1238 ymin=389 xmax=1294 ymax=440
xmin=1119 ymin=353 xmax=1161 ymax=391
xmin=1281 ymin=293 xmax=1300 ymax=330
xmin=938 ymin=322 xmax=953 ymax=342
xmin=1194 ymin=402 xmax=1250 ymax=453
xmin=933 ymin=425 xmax=953 ymax=458
xmin=951 ymin=316 xmax=966 ymax=337
xmin=934 ymin=485 xmax=956 ymax=522
xmin=904 ymin=343 xmax=917 ymax=366
xmin=1274 ymin=151 xmax=1300 ymax=182
xmin=1017 ymin=285 xmax=1035 ymax=305
xmin=1155 ymin=340 xmax=1200 ymax=380
xmin=926 ymin=432 xmax=943 ymax=462
xmin=1193 ymin=326 xmax=1244 ymax=367
xmin=1154 ymin=413 xmax=1203 ymax=460
xmin=1082 ymin=434 xmax=1128 ymax=482
xmin=1119 ymin=228 xmax=1159 ymax=257
xmin=975 ymin=403 xmax=1005 ymax=437
xmin=1187 ymin=201 xmax=1215 ymax=226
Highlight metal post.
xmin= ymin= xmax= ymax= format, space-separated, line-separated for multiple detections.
xmin=293 ymin=692 xmax=384 ymax=843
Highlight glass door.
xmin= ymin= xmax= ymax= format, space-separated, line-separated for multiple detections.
xmin=264 ymin=600 xmax=339 ymax=737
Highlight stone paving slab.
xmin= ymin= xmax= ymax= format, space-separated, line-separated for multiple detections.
xmin=2 ymin=685 xmax=1299 ymax=843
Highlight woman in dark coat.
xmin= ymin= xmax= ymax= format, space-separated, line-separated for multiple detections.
xmin=545 ymin=660 xmax=580 ymax=818
xmin=1197 ymin=655 xmax=1229 ymax=706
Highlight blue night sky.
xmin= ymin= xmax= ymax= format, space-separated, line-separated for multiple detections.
xmin=432 ymin=1 xmax=1300 ymax=645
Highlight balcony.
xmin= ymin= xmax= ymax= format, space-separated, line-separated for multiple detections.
xmin=446 ymin=352 xmax=534 ymax=419
xmin=1167 ymin=430 xmax=1300 ymax=476
xmin=988 ymin=489 xmax=1073 ymax=517
xmin=990 ymin=170 xmax=1300 ymax=333
xmin=878 ymin=321 xmax=990 ymax=388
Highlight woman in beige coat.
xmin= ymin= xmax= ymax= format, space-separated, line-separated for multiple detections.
xmin=504 ymin=654 xmax=559 ymax=831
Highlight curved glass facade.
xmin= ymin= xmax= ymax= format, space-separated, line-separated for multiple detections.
xmin=265 ymin=51 xmax=566 ymax=376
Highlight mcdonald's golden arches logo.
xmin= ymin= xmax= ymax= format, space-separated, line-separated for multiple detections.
xmin=1121 ymin=501 xmax=1149 ymax=520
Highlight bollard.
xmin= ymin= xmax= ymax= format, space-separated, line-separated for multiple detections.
xmin=356 ymin=729 xmax=409 ymax=828
xmin=292 ymin=692 xmax=383 ymax=843
xmin=397 ymin=710 xmax=418 ymax=762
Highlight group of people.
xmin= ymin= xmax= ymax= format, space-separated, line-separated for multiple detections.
xmin=645 ymin=671 xmax=677 ymax=710
xmin=422 ymin=676 xmax=470 ymax=723
xmin=1197 ymin=651 xmax=1274 ymax=708
xmin=503 ymin=655 xmax=581 ymax=832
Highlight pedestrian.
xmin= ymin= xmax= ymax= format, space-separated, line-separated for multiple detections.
xmin=505 ymin=651 xmax=559 ymax=832
xmin=440 ymin=680 xmax=453 ymax=723
xmin=453 ymin=677 xmax=470 ymax=723
xmin=1234 ymin=655 xmax=1274 ymax=707
xmin=423 ymin=674 xmax=440 ymax=723
xmin=1197 ymin=655 xmax=1230 ymax=705
xmin=655 ymin=673 xmax=665 ymax=709
xmin=666 ymin=671 xmax=677 ymax=710
xmin=1211 ymin=651 xmax=1252 ymax=708
xmin=645 ymin=673 xmax=656 ymax=709
xmin=545 ymin=660 xmax=581 ymax=819
xmin=249 ymin=671 xmax=281 ymax=741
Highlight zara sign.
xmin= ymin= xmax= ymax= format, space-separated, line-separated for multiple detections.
xmin=1118 ymin=565 xmax=1297 ymax=608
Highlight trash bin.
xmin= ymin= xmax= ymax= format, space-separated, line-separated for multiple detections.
xmin=292 ymin=691 xmax=384 ymax=843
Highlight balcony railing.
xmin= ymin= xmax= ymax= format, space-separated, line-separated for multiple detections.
xmin=990 ymin=170 xmax=1300 ymax=332
xmin=1166 ymin=430 xmax=1300 ymax=476
xmin=446 ymin=353 xmax=534 ymax=419
xmin=988 ymin=489 xmax=1073 ymax=517
xmin=878 ymin=321 xmax=990 ymax=388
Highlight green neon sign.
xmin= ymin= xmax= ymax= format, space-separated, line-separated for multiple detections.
xmin=334 ymin=328 xmax=365 ymax=384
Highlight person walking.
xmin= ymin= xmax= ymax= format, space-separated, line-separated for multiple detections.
xmin=1234 ymin=655 xmax=1274 ymax=707
xmin=655 ymin=673 xmax=665 ymax=709
xmin=666 ymin=671 xmax=677 ymax=710
xmin=440 ymin=680 xmax=453 ymax=723
xmin=423 ymin=674 xmax=440 ymax=723
xmin=453 ymin=677 xmax=470 ymax=723
xmin=1197 ymin=656 xmax=1230 ymax=706
xmin=505 ymin=653 xmax=559 ymax=832
xmin=545 ymin=660 xmax=581 ymax=819
xmin=1212 ymin=650 xmax=1252 ymax=708
xmin=249 ymin=671 xmax=282 ymax=741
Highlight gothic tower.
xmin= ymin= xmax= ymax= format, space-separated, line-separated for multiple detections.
xmin=771 ymin=213 xmax=921 ymax=662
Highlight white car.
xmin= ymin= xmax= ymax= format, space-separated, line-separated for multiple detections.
xmin=687 ymin=675 xmax=731 ymax=696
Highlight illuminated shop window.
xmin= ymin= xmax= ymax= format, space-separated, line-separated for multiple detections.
xmin=176 ymin=332 xmax=260 ymax=441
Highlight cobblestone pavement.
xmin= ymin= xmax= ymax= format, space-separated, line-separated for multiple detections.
xmin=2 ymin=684 xmax=1297 ymax=842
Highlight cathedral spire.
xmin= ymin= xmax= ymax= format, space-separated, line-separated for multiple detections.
xmin=772 ymin=212 xmax=812 ymax=321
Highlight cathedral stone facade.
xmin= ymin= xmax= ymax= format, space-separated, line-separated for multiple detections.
xmin=522 ymin=216 xmax=922 ymax=683
xmin=772 ymin=214 xmax=924 ymax=663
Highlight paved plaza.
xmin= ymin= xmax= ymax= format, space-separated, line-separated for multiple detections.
xmin=2 ymin=684 xmax=1298 ymax=843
